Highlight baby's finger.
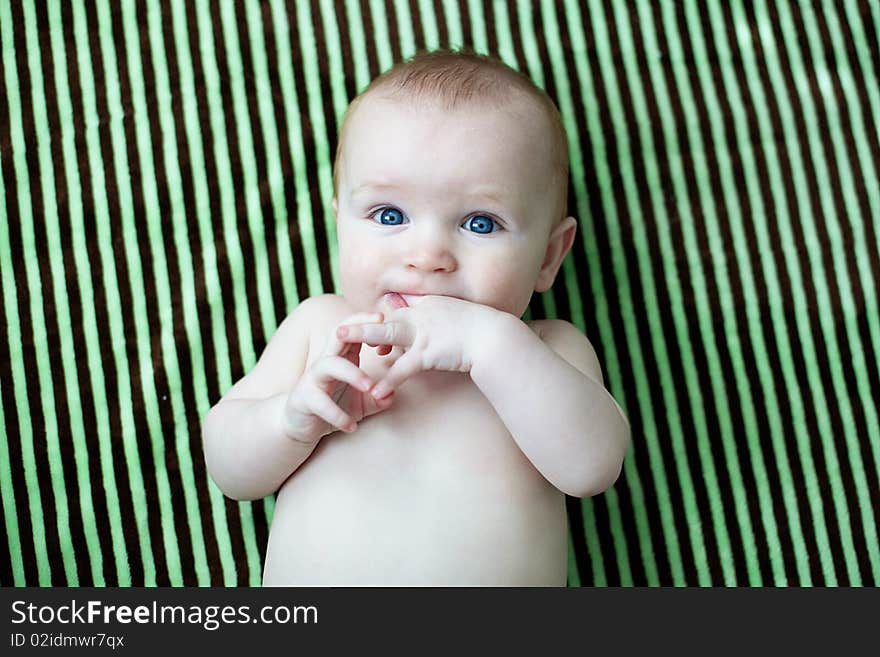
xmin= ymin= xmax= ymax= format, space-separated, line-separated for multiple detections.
xmin=311 ymin=356 xmax=374 ymax=393
xmin=324 ymin=312 xmax=384 ymax=356
xmin=371 ymin=351 xmax=422 ymax=400
xmin=337 ymin=321 xmax=415 ymax=347
xmin=306 ymin=389 xmax=357 ymax=434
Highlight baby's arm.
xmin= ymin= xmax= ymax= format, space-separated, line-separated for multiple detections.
xmin=470 ymin=316 xmax=630 ymax=497
xmin=340 ymin=296 xmax=630 ymax=497
xmin=202 ymin=295 xmax=389 ymax=500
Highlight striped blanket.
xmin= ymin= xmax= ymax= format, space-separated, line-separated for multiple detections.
xmin=1 ymin=0 xmax=878 ymax=586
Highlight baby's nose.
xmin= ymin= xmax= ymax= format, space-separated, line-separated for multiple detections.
xmin=405 ymin=230 xmax=457 ymax=273
xmin=406 ymin=246 xmax=457 ymax=273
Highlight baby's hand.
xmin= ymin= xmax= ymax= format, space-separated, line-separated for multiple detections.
xmin=282 ymin=312 xmax=394 ymax=443
xmin=336 ymin=294 xmax=501 ymax=399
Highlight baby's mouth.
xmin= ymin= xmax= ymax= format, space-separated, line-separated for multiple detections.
xmin=383 ymin=291 xmax=409 ymax=308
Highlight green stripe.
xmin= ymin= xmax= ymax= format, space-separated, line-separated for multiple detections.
xmin=244 ymin=0 xmax=299 ymax=314
xmin=590 ymin=0 xmax=711 ymax=585
xmin=218 ymin=0 xmax=278 ymax=341
xmin=566 ymin=531 xmax=580 ymax=587
xmin=0 ymin=161 xmax=27 ymax=586
xmin=240 ymin=0 xmax=306 ymax=585
xmin=194 ymin=0 xmax=257 ymax=369
xmin=753 ymin=0 xmax=847 ymax=585
xmin=511 ymin=2 xmax=560 ymax=321
xmin=42 ymin=0 xmax=115 ymax=584
xmin=341 ymin=0 xmax=371 ymax=92
xmin=268 ymin=0 xmax=325 ymax=298
xmin=145 ymin=0 xmax=232 ymax=586
xmin=368 ymin=0 xmax=395 ymax=72
xmin=1 ymin=0 xmax=59 ymax=586
xmin=317 ymin=0 xmax=353 ymax=129
xmin=465 ymin=0 xmax=490 ymax=54
xmin=94 ymin=0 xmax=164 ymax=586
xmin=713 ymin=0 xmax=816 ymax=585
xmin=215 ymin=4 xmax=287 ymax=581
xmin=492 ymin=1 xmax=516 ymax=67
xmin=799 ymin=1 xmax=880 ymax=583
xmin=72 ymin=0 xmax=148 ymax=587
xmin=646 ymin=0 xmax=767 ymax=586
xmin=773 ymin=0 xmax=865 ymax=585
xmin=552 ymin=0 xmax=658 ymax=586
xmin=561 ymin=0 xmax=675 ymax=585
xmin=441 ymin=0 xmax=464 ymax=49
xmin=18 ymin=0 xmax=83 ymax=586
xmin=416 ymin=0 xmax=441 ymax=49
xmin=393 ymin=0 xmax=417 ymax=58
xmin=119 ymin=0 xmax=191 ymax=585
xmin=535 ymin=0 xmax=637 ymax=586
xmin=74 ymin=0 xmax=169 ymax=587
xmin=294 ymin=0 xmax=339 ymax=290
xmin=49 ymin=0 xmax=131 ymax=586
xmin=580 ymin=498 xmax=606 ymax=585
xmin=168 ymin=4 xmax=244 ymax=586
xmin=821 ymin=5 xmax=880 ymax=576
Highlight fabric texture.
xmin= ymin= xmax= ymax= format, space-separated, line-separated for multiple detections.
xmin=1 ymin=0 xmax=878 ymax=586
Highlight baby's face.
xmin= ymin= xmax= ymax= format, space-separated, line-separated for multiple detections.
xmin=333 ymin=94 xmax=563 ymax=317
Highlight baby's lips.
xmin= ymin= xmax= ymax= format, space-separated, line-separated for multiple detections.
xmin=382 ymin=292 xmax=409 ymax=309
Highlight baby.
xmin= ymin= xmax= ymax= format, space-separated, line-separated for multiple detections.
xmin=202 ymin=50 xmax=630 ymax=586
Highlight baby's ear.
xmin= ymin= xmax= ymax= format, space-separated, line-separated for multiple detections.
xmin=535 ymin=216 xmax=577 ymax=293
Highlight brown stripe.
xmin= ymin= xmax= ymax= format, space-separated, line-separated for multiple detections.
xmin=606 ymin=0 xmax=724 ymax=585
xmin=553 ymin=0 xmax=651 ymax=585
xmin=409 ymin=0 xmax=427 ymax=50
xmin=713 ymin=1 xmax=811 ymax=585
xmin=330 ymin=0 xmax=358 ymax=101
xmin=209 ymin=2 xmax=268 ymax=367
xmin=857 ymin=1 xmax=880 ymax=88
xmin=159 ymin=2 xmax=221 ymax=406
xmin=283 ymin=0 xmax=335 ymax=293
xmin=233 ymin=3 xmax=286 ymax=331
xmin=480 ymin=0 xmax=499 ymax=57
xmin=567 ymin=0 xmax=676 ymax=585
xmin=457 ymin=0 xmax=474 ymax=51
xmin=57 ymin=0 xmax=132 ymax=586
xmin=529 ymin=4 xmax=576 ymax=324
xmin=740 ymin=0 xmax=839 ymax=585
xmin=182 ymin=0 xmax=252 ymax=583
xmin=157 ymin=0 xmax=227 ymax=585
xmin=260 ymin=1 xmax=312 ymax=305
xmin=432 ymin=0 xmax=450 ymax=48
xmin=616 ymin=0 xmax=746 ymax=585
xmin=798 ymin=3 xmax=880 ymax=577
xmin=765 ymin=0 xmax=855 ymax=584
xmin=0 ymin=28 xmax=40 ymax=585
xmin=36 ymin=0 xmax=99 ymax=586
xmin=525 ymin=3 xmax=627 ymax=584
xmin=10 ymin=0 xmax=77 ymax=585
xmin=786 ymin=3 xmax=862 ymax=583
xmin=383 ymin=0 xmax=403 ymax=63
xmin=358 ymin=0 xmax=381 ymax=79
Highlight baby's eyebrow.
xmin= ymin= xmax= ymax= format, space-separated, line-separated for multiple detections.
xmin=350 ymin=181 xmax=402 ymax=198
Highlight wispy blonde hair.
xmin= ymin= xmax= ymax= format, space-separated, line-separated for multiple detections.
xmin=332 ymin=50 xmax=570 ymax=218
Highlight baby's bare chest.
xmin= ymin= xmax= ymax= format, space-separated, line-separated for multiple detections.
xmin=309 ymin=368 xmax=536 ymax=486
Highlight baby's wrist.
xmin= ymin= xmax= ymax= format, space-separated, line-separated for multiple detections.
xmin=464 ymin=306 xmax=520 ymax=372
xmin=278 ymin=391 xmax=323 ymax=445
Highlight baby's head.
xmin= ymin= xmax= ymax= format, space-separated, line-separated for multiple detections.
xmin=332 ymin=50 xmax=577 ymax=317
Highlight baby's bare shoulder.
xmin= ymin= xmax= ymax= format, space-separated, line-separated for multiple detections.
xmin=528 ymin=318 xmax=603 ymax=383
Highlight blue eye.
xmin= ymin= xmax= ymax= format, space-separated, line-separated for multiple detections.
xmin=463 ymin=215 xmax=497 ymax=234
xmin=375 ymin=207 xmax=406 ymax=225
